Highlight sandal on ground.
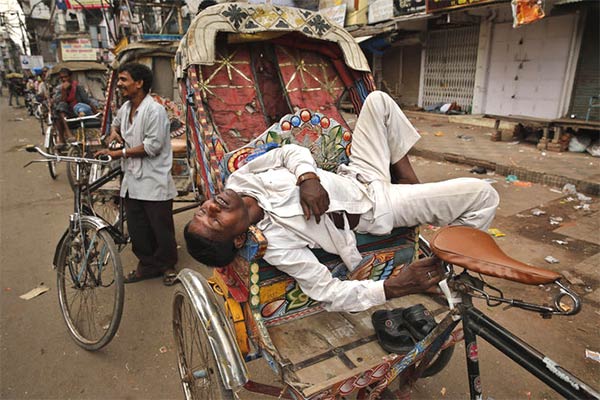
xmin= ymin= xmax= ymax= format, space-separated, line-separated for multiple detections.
xmin=403 ymin=304 xmax=438 ymax=340
xmin=162 ymin=269 xmax=178 ymax=286
xmin=123 ymin=269 xmax=163 ymax=284
xmin=371 ymin=308 xmax=416 ymax=354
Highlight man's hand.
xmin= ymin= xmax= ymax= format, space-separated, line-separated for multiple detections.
xmin=94 ymin=148 xmax=119 ymax=159
xmin=299 ymin=178 xmax=330 ymax=223
xmin=383 ymin=257 xmax=445 ymax=299
xmin=105 ymin=129 xmax=123 ymax=148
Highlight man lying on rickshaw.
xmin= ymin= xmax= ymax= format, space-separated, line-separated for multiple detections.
xmin=184 ymin=91 xmax=499 ymax=313
xmin=53 ymin=67 xmax=100 ymax=146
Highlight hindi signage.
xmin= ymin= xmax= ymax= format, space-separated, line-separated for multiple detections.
xmin=426 ymin=0 xmax=501 ymax=13
xmin=61 ymin=38 xmax=97 ymax=61
xmin=20 ymin=55 xmax=45 ymax=70
xmin=66 ymin=0 xmax=110 ymax=9
xmin=396 ymin=0 xmax=426 ymax=15
xmin=368 ymin=0 xmax=394 ymax=24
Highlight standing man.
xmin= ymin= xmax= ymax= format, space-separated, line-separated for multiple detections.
xmin=8 ymin=73 xmax=22 ymax=106
xmin=96 ymin=63 xmax=178 ymax=285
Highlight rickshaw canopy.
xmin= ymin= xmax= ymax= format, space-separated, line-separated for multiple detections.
xmin=111 ymin=41 xmax=179 ymax=69
xmin=175 ymin=2 xmax=370 ymax=78
xmin=48 ymin=61 xmax=108 ymax=76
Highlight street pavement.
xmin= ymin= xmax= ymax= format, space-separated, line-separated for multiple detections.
xmin=0 ymin=98 xmax=598 ymax=399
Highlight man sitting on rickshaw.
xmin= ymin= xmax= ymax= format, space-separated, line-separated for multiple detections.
xmin=53 ymin=68 xmax=99 ymax=145
xmin=184 ymin=91 xmax=499 ymax=313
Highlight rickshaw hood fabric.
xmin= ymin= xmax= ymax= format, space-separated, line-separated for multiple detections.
xmin=175 ymin=3 xmax=370 ymax=78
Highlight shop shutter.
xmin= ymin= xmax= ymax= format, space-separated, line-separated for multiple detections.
xmin=422 ymin=25 xmax=479 ymax=110
xmin=569 ymin=12 xmax=599 ymax=121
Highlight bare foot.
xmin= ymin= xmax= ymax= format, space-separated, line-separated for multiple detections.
xmin=383 ymin=256 xmax=445 ymax=300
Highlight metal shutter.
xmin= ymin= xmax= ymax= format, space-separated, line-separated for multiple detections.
xmin=569 ymin=12 xmax=599 ymax=121
xmin=422 ymin=25 xmax=479 ymax=110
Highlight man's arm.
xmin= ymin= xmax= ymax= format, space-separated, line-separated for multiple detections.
xmin=139 ymin=104 xmax=170 ymax=158
xmin=265 ymin=245 xmax=386 ymax=313
xmin=242 ymin=144 xmax=330 ymax=221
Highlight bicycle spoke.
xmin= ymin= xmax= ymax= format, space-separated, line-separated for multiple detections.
xmin=57 ymin=223 xmax=123 ymax=350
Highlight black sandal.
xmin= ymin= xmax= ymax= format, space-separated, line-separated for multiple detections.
xmin=371 ymin=308 xmax=416 ymax=354
xmin=403 ymin=304 xmax=438 ymax=340
xmin=123 ymin=269 xmax=163 ymax=284
xmin=162 ymin=269 xmax=178 ymax=286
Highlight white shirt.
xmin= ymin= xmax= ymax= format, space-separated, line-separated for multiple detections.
xmin=226 ymin=144 xmax=388 ymax=312
xmin=112 ymin=95 xmax=177 ymax=201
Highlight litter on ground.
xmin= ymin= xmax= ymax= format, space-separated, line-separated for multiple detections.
xmin=488 ymin=228 xmax=505 ymax=237
xmin=20 ymin=284 xmax=49 ymax=300
xmin=544 ymin=256 xmax=559 ymax=264
xmin=531 ymin=208 xmax=546 ymax=216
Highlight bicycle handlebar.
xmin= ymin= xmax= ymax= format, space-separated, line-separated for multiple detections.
xmin=64 ymin=112 xmax=103 ymax=123
xmin=24 ymin=145 xmax=112 ymax=165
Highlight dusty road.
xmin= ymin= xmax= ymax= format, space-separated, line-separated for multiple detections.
xmin=0 ymin=98 xmax=598 ymax=399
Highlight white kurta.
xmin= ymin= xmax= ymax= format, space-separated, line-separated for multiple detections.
xmin=226 ymin=91 xmax=499 ymax=312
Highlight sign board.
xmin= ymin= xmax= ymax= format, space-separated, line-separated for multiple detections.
xmin=60 ymin=38 xmax=97 ymax=61
xmin=65 ymin=0 xmax=110 ymax=9
xmin=319 ymin=4 xmax=347 ymax=26
xmin=29 ymin=0 xmax=51 ymax=19
xmin=397 ymin=0 xmax=426 ymax=14
xmin=368 ymin=0 xmax=394 ymax=24
xmin=20 ymin=55 xmax=45 ymax=70
xmin=426 ymin=0 xmax=501 ymax=13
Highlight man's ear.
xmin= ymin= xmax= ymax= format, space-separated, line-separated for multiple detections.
xmin=233 ymin=232 xmax=247 ymax=249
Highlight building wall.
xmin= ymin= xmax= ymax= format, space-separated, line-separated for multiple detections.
xmin=381 ymin=46 xmax=402 ymax=99
xmin=400 ymin=44 xmax=422 ymax=107
xmin=483 ymin=13 xmax=578 ymax=119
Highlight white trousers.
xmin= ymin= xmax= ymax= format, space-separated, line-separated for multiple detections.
xmin=349 ymin=91 xmax=499 ymax=231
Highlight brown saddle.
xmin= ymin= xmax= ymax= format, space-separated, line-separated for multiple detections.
xmin=430 ymin=226 xmax=561 ymax=285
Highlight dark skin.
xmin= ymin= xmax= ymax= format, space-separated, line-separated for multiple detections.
xmin=188 ymin=162 xmax=445 ymax=300
xmin=95 ymin=71 xmax=148 ymax=160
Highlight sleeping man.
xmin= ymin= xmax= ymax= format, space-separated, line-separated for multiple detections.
xmin=184 ymin=91 xmax=499 ymax=313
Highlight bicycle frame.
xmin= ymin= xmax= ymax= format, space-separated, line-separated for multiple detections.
xmin=459 ymin=293 xmax=598 ymax=399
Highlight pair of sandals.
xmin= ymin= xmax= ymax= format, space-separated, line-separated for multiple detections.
xmin=371 ymin=304 xmax=437 ymax=354
xmin=124 ymin=268 xmax=178 ymax=286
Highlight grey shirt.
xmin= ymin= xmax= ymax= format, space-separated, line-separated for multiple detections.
xmin=112 ymin=94 xmax=177 ymax=201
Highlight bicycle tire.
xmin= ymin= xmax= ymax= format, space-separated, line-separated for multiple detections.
xmin=66 ymin=145 xmax=91 ymax=191
xmin=56 ymin=220 xmax=124 ymax=351
xmin=45 ymin=127 xmax=58 ymax=180
xmin=172 ymin=288 xmax=234 ymax=400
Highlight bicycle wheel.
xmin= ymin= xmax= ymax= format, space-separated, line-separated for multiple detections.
xmin=172 ymin=289 xmax=234 ymax=400
xmin=66 ymin=145 xmax=91 ymax=191
xmin=56 ymin=220 xmax=124 ymax=351
xmin=45 ymin=127 xmax=58 ymax=180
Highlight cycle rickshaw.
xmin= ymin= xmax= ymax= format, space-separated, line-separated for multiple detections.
xmin=170 ymin=3 xmax=599 ymax=399
xmin=44 ymin=61 xmax=108 ymax=184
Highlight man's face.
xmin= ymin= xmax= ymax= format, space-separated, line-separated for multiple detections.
xmin=116 ymin=71 xmax=143 ymax=99
xmin=188 ymin=189 xmax=250 ymax=242
xmin=59 ymin=73 xmax=71 ymax=85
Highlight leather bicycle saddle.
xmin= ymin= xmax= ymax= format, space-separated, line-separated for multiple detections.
xmin=430 ymin=226 xmax=561 ymax=285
